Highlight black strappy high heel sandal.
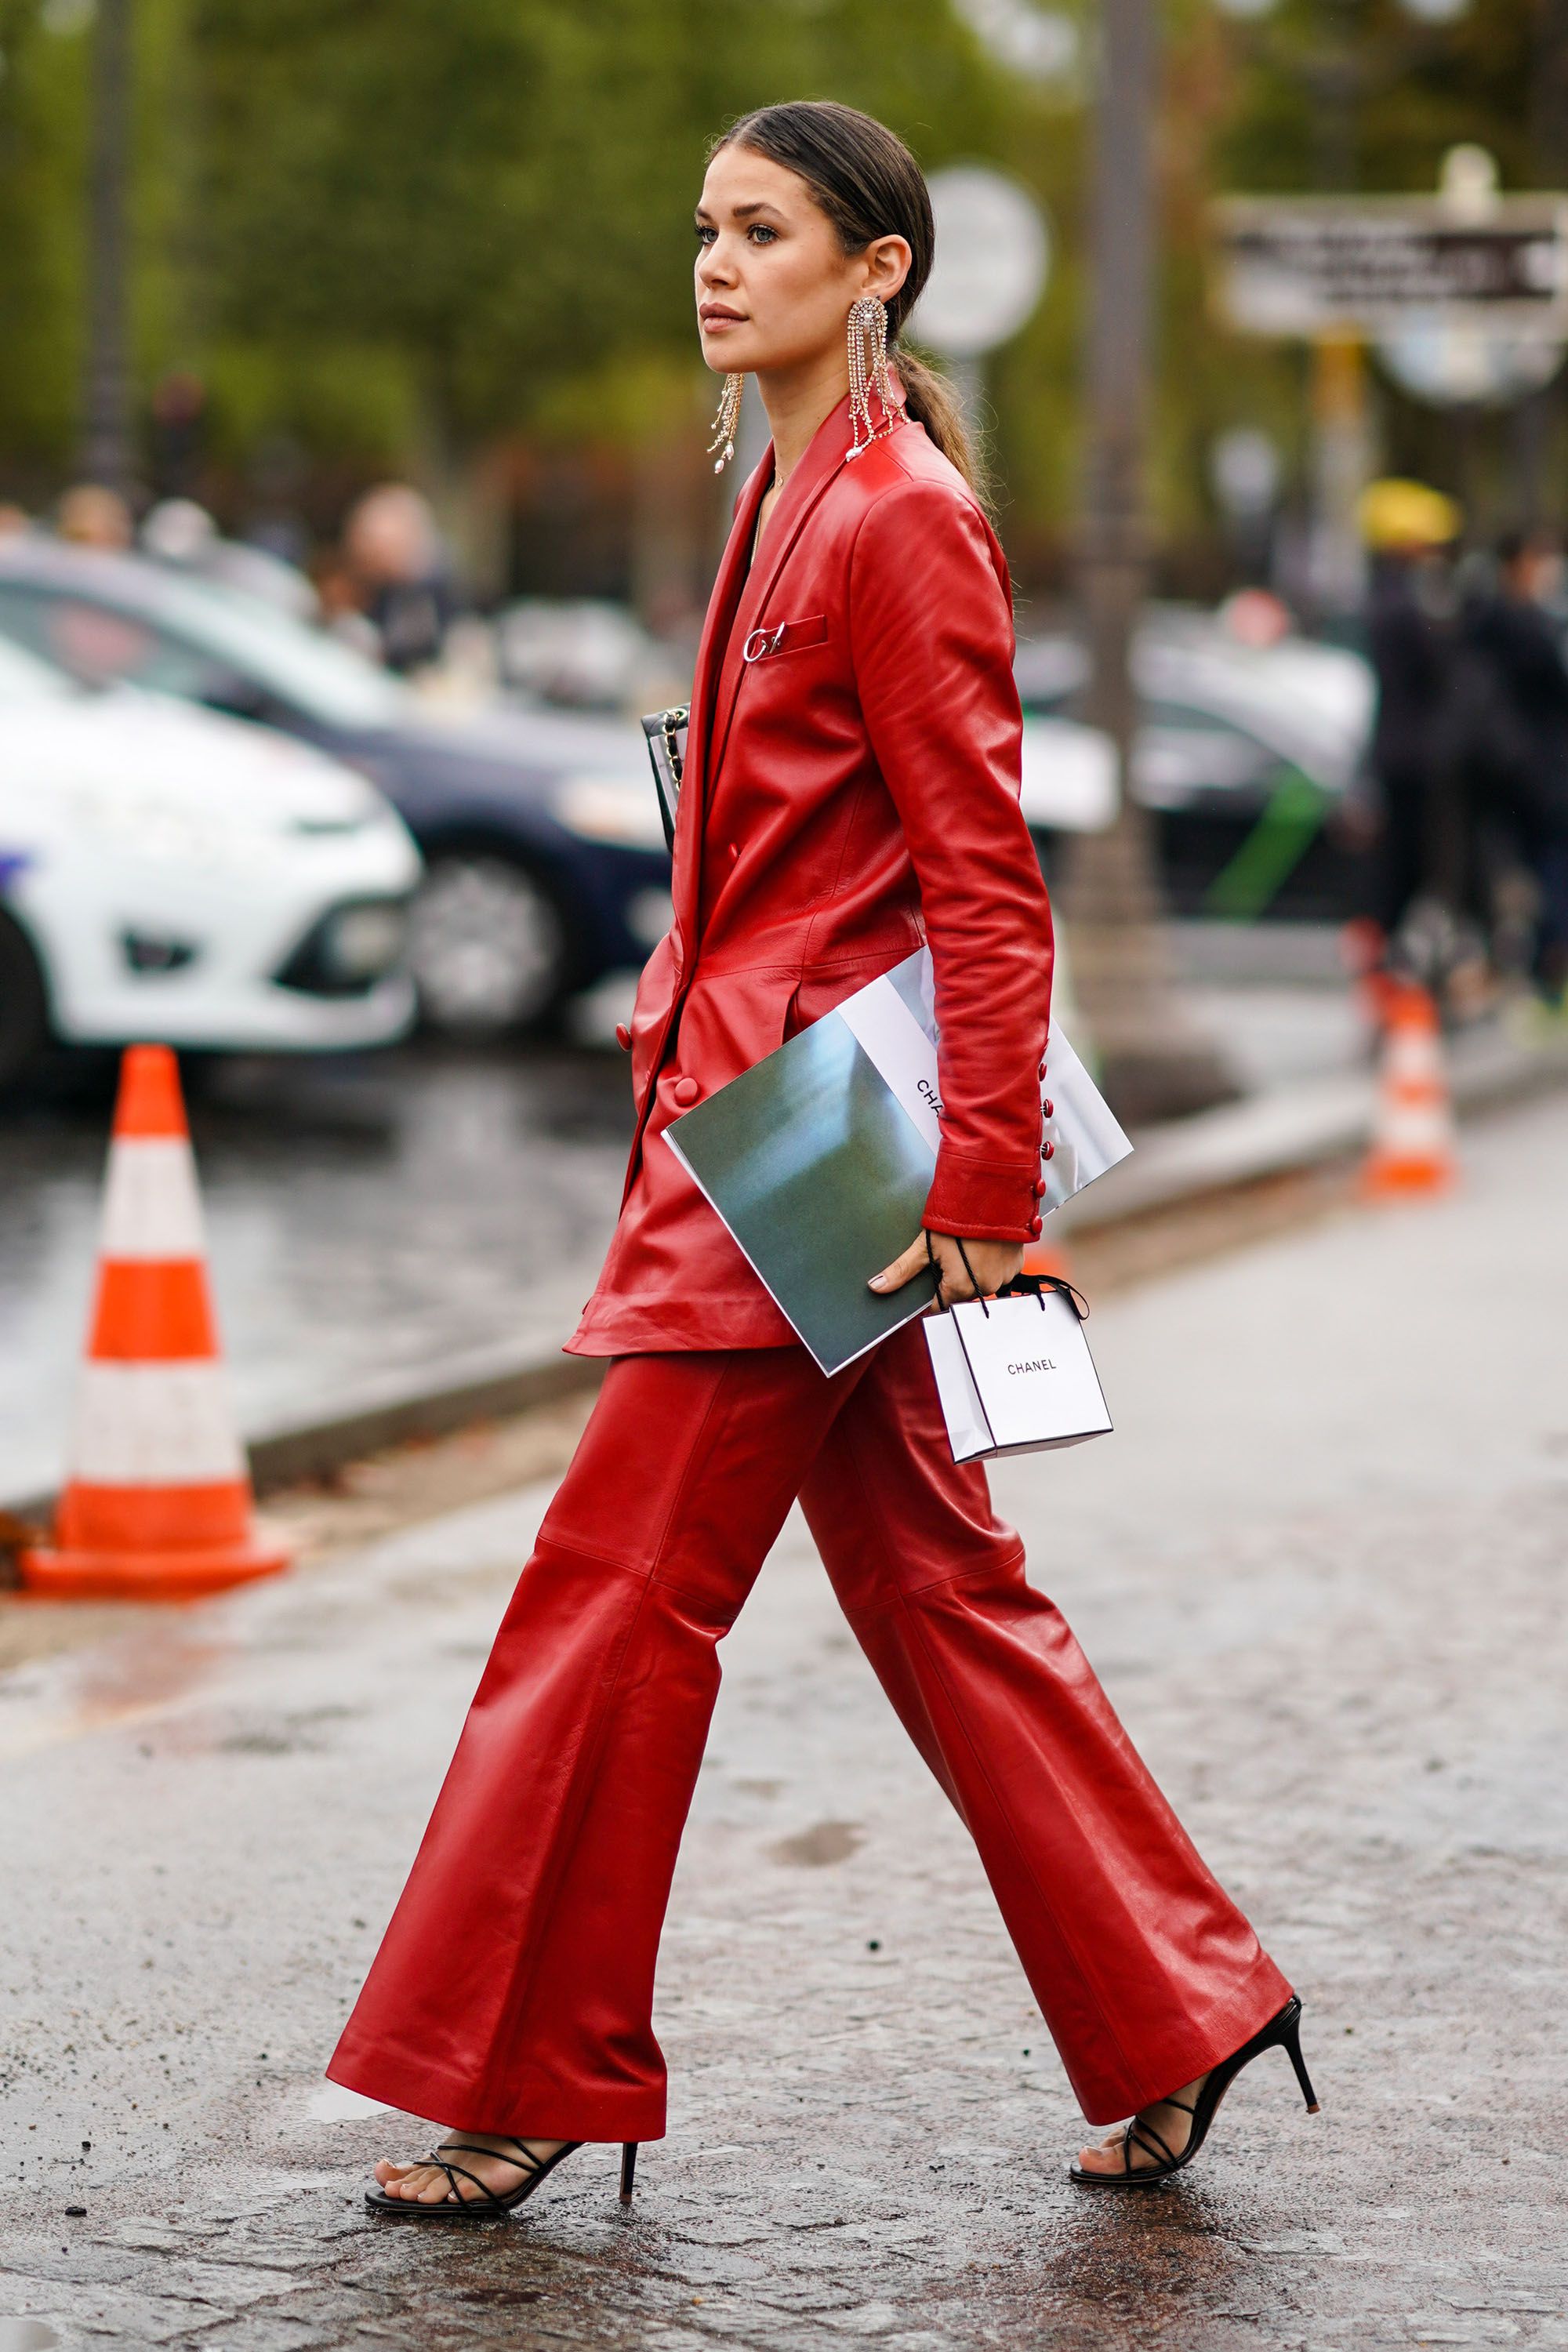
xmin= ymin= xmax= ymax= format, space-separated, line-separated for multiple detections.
xmin=365 ymin=2136 xmax=640 ymax=2221
xmin=1068 ymin=1996 xmax=1319 ymax=2190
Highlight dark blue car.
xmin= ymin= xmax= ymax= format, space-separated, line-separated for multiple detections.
xmin=0 ymin=540 xmax=673 ymax=1035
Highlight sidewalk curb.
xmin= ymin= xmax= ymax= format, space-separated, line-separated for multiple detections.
xmin=7 ymin=1025 xmax=1566 ymax=1526
xmin=1061 ymin=1022 xmax=1568 ymax=1231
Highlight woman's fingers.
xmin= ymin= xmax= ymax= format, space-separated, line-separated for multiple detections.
xmin=868 ymin=1236 xmax=933 ymax=1294
xmin=868 ymin=1232 xmax=1024 ymax=1301
xmin=870 ymin=1232 xmax=1027 ymax=1304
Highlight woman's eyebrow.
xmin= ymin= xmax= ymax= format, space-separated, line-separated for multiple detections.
xmin=695 ymin=199 xmax=784 ymax=226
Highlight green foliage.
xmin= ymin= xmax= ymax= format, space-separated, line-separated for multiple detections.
xmin=0 ymin=0 xmax=89 ymax=471
xmin=187 ymin=0 xmax=1018 ymax=448
xmin=0 ymin=0 xmax=1553 ymax=555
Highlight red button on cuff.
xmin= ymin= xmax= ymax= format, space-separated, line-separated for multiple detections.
xmin=1037 ymin=1060 xmax=1047 ymax=1081
xmin=615 ymin=1023 xmax=632 ymax=1051
xmin=1043 ymin=1139 xmax=1055 ymax=1160
xmin=1028 ymin=1214 xmax=1044 ymax=1239
xmin=1033 ymin=1177 xmax=1047 ymax=1199
xmin=672 ymin=1076 xmax=700 ymax=1107
xmin=1042 ymin=1098 xmax=1054 ymax=1119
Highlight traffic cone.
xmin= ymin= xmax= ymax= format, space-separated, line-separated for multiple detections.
xmin=1022 ymin=1230 xmax=1076 ymax=1281
xmin=20 ymin=1046 xmax=292 ymax=1600
xmin=1360 ymin=980 xmax=1457 ymax=1199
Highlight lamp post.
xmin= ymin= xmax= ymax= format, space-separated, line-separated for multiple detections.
xmin=78 ymin=0 xmax=133 ymax=494
xmin=1060 ymin=0 xmax=1238 ymax=1123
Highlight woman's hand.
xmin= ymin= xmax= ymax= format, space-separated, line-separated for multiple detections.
xmin=869 ymin=1232 xmax=1024 ymax=1308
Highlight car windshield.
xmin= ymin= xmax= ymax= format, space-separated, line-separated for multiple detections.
xmin=143 ymin=573 xmax=408 ymax=729
xmin=0 ymin=633 xmax=78 ymax=706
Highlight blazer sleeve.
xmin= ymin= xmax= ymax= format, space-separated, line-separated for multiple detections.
xmin=848 ymin=474 xmax=1054 ymax=1243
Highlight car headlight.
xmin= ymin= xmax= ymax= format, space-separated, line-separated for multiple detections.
xmin=274 ymin=897 xmax=409 ymax=994
xmin=323 ymin=899 xmax=408 ymax=978
xmin=554 ymin=773 xmax=668 ymax=851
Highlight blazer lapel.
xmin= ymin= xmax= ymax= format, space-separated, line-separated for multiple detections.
xmin=704 ymin=392 xmax=855 ymax=793
xmin=671 ymin=452 xmax=772 ymax=946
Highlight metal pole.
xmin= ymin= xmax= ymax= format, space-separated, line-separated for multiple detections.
xmin=1061 ymin=0 xmax=1235 ymax=1123
xmin=79 ymin=0 xmax=134 ymax=493
xmin=1529 ymin=0 xmax=1568 ymax=527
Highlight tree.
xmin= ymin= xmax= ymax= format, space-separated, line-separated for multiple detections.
xmin=186 ymin=0 xmax=1019 ymax=458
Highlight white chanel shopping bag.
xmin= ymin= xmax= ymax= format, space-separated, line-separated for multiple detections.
xmin=923 ymin=1274 xmax=1112 ymax=1465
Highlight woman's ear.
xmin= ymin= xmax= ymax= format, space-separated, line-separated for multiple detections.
xmin=863 ymin=234 xmax=912 ymax=310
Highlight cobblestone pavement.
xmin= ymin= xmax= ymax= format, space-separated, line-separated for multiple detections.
xmin=2 ymin=1094 xmax=1566 ymax=2350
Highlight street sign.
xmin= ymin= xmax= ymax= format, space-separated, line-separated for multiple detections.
xmin=1213 ymin=195 xmax=1568 ymax=338
xmin=910 ymin=166 xmax=1050 ymax=357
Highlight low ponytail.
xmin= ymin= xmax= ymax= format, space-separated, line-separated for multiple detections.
xmin=891 ymin=347 xmax=986 ymax=504
xmin=713 ymin=102 xmax=989 ymax=504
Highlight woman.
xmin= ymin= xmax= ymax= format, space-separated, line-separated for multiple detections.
xmin=331 ymin=100 xmax=1315 ymax=2217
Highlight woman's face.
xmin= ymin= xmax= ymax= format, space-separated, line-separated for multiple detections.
xmin=694 ymin=145 xmax=909 ymax=379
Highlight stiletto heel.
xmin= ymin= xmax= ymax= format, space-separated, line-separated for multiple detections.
xmin=1069 ymin=1995 xmax=1320 ymax=2190
xmin=619 ymin=2141 xmax=639 ymax=2204
xmin=1279 ymin=2005 xmax=1320 ymax=2112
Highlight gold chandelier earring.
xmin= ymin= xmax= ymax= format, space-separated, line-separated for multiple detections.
xmin=707 ymin=372 xmax=744 ymax=474
xmin=846 ymin=294 xmax=896 ymax=460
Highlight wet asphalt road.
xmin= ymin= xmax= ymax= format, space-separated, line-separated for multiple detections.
xmin=0 ymin=1041 xmax=634 ymax=1501
xmin=0 ymin=951 xmax=1363 ymax=1501
xmin=1 ymin=1091 xmax=1564 ymax=2350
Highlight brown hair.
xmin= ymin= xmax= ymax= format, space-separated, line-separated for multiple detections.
xmin=710 ymin=100 xmax=983 ymax=499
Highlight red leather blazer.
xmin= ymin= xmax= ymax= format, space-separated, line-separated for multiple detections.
xmin=568 ymin=391 xmax=1054 ymax=1356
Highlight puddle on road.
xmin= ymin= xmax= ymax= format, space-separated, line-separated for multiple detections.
xmin=307 ymin=2082 xmax=390 ymax=2122
xmin=0 ymin=1621 xmax=228 ymax=1761
xmin=71 ymin=1623 xmax=227 ymax=1726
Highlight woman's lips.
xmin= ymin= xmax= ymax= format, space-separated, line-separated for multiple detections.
xmin=699 ymin=307 xmax=745 ymax=328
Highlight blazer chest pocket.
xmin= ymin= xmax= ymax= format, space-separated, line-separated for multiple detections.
xmin=742 ymin=612 xmax=829 ymax=664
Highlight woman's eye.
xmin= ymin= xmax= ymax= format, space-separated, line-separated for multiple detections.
xmin=748 ymin=224 xmax=778 ymax=244
xmin=695 ymin=225 xmax=717 ymax=246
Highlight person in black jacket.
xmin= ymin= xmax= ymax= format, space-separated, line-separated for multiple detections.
xmin=1356 ymin=482 xmax=1475 ymax=983
xmin=1462 ymin=530 xmax=1568 ymax=1003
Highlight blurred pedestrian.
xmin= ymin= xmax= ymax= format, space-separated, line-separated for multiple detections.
xmin=56 ymin=482 xmax=134 ymax=551
xmin=1352 ymin=478 xmax=1501 ymax=1009
xmin=341 ymin=483 xmax=462 ymax=673
xmin=148 ymin=371 xmax=209 ymax=496
xmin=328 ymin=100 xmax=1312 ymax=2225
xmin=1461 ymin=528 xmax=1568 ymax=1005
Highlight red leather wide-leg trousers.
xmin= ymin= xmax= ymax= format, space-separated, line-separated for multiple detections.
xmin=328 ymin=1329 xmax=1289 ymax=2138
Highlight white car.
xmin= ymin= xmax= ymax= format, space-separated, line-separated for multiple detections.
xmin=0 ymin=636 xmax=421 ymax=1085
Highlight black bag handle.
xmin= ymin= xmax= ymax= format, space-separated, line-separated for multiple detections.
xmin=996 ymin=1269 xmax=1091 ymax=1320
xmin=927 ymin=1233 xmax=1088 ymax=1325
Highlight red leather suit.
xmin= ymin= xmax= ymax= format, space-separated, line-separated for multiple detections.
xmin=572 ymin=390 xmax=1054 ymax=1352
xmin=328 ymin=398 xmax=1290 ymax=2137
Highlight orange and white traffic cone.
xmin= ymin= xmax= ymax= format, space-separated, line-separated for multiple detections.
xmin=1022 ymin=1229 xmax=1076 ymax=1282
xmin=20 ymin=1045 xmax=292 ymax=1600
xmin=1360 ymin=980 xmax=1457 ymax=1199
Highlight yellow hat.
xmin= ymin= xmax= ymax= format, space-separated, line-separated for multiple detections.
xmin=1357 ymin=477 xmax=1463 ymax=552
